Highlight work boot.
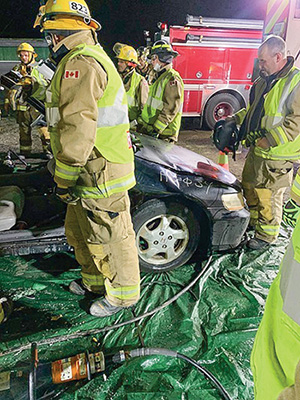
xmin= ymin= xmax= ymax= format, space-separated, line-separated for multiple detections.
xmin=90 ymin=297 xmax=124 ymax=317
xmin=69 ymin=279 xmax=92 ymax=296
xmin=247 ymin=237 xmax=271 ymax=250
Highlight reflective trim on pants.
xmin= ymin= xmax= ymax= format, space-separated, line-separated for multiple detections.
xmin=65 ymin=193 xmax=140 ymax=306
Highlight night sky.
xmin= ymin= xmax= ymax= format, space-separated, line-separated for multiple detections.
xmin=2 ymin=0 xmax=267 ymax=51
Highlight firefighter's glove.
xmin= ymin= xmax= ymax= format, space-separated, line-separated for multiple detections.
xmin=130 ymin=132 xmax=143 ymax=153
xmin=282 ymin=199 xmax=300 ymax=228
xmin=8 ymin=87 xmax=23 ymax=111
xmin=136 ymin=117 xmax=158 ymax=137
xmin=9 ymin=77 xmax=33 ymax=110
xmin=243 ymin=130 xmax=266 ymax=147
xmin=19 ymin=76 xmax=33 ymax=91
xmin=55 ymin=186 xmax=79 ymax=205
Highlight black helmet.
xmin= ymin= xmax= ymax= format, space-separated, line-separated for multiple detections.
xmin=212 ymin=119 xmax=239 ymax=158
xmin=150 ymin=40 xmax=178 ymax=64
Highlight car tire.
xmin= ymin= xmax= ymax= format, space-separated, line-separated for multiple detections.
xmin=132 ymin=199 xmax=200 ymax=273
xmin=204 ymin=93 xmax=241 ymax=130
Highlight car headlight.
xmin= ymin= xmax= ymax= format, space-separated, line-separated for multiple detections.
xmin=221 ymin=192 xmax=245 ymax=211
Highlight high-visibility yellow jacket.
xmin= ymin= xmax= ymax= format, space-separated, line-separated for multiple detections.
xmin=251 ymin=216 xmax=300 ymax=399
xmin=235 ymin=57 xmax=300 ymax=163
xmin=140 ymin=64 xmax=184 ymax=141
xmin=122 ymin=69 xmax=148 ymax=122
xmin=45 ymin=30 xmax=135 ymax=198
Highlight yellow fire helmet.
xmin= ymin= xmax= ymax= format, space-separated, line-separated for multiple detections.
xmin=34 ymin=0 xmax=101 ymax=32
xmin=17 ymin=43 xmax=37 ymax=58
xmin=113 ymin=43 xmax=138 ymax=64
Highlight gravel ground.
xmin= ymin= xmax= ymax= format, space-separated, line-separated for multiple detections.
xmin=0 ymin=115 xmax=246 ymax=181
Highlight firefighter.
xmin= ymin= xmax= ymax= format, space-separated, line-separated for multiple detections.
xmin=4 ymin=43 xmax=50 ymax=155
xmin=137 ymin=41 xmax=184 ymax=143
xmin=34 ymin=0 xmax=140 ymax=317
xmin=251 ymin=194 xmax=300 ymax=399
xmin=232 ymin=35 xmax=300 ymax=249
xmin=136 ymin=46 xmax=155 ymax=84
xmin=113 ymin=43 xmax=148 ymax=123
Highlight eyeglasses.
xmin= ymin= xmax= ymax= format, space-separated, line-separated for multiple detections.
xmin=151 ymin=55 xmax=157 ymax=61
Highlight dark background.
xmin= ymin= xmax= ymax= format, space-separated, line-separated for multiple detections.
xmin=2 ymin=1 xmax=267 ymax=51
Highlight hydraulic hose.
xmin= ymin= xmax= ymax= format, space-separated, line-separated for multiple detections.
xmin=112 ymin=347 xmax=232 ymax=400
xmin=0 ymin=256 xmax=213 ymax=357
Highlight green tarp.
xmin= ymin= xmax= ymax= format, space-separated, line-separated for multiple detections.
xmin=0 ymin=230 xmax=290 ymax=399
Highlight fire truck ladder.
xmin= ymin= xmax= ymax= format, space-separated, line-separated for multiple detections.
xmin=186 ymin=15 xmax=264 ymax=30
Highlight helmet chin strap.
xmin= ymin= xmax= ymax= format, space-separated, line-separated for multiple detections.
xmin=44 ymin=32 xmax=69 ymax=64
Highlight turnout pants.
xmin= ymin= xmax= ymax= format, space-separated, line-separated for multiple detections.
xmin=65 ymin=192 xmax=140 ymax=307
xmin=242 ymin=147 xmax=293 ymax=243
xmin=16 ymin=108 xmax=50 ymax=153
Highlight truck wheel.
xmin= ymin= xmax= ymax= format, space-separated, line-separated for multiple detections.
xmin=132 ymin=199 xmax=200 ymax=273
xmin=204 ymin=93 xmax=241 ymax=130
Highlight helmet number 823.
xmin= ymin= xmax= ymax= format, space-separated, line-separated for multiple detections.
xmin=69 ymin=2 xmax=89 ymax=16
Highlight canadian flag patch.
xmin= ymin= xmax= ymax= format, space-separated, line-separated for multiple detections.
xmin=64 ymin=70 xmax=80 ymax=79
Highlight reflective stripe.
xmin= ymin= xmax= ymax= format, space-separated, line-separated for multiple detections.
xmin=127 ymin=95 xmax=134 ymax=106
xmin=55 ymin=159 xmax=81 ymax=182
xmin=262 ymin=68 xmax=300 ymax=134
xmin=255 ymin=147 xmax=300 ymax=161
xmin=277 ymin=68 xmax=300 ymax=113
xmin=292 ymin=175 xmax=300 ymax=198
xmin=154 ymin=119 xmax=167 ymax=131
xmin=269 ymin=126 xmax=288 ymax=145
xmin=81 ymin=272 xmax=104 ymax=287
xmin=156 ymin=82 xmax=163 ymax=98
xmin=74 ymin=172 xmax=136 ymax=199
xmin=262 ymin=115 xmax=283 ymax=128
xmin=256 ymin=224 xmax=280 ymax=235
xmin=17 ymin=105 xmax=28 ymax=111
xmin=105 ymin=282 xmax=140 ymax=300
xmin=146 ymin=96 xmax=163 ymax=110
xmin=97 ymin=86 xmax=128 ymax=127
xmin=46 ymin=107 xmax=60 ymax=127
xmin=280 ymin=238 xmax=300 ymax=324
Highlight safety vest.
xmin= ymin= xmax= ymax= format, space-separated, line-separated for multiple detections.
xmin=31 ymin=66 xmax=49 ymax=101
xmin=255 ymin=66 xmax=300 ymax=159
xmin=141 ymin=68 xmax=183 ymax=138
xmin=45 ymin=43 xmax=135 ymax=198
xmin=251 ymin=219 xmax=300 ymax=399
xmin=126 ymin=70 xmax=143 ymax=121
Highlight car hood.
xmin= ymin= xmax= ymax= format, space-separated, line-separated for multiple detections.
xmin=135 ymin=134 xmax=238 ymax=186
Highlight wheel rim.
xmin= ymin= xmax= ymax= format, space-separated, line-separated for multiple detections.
xmin=136 ymin=213 xmax=190 ymax=266
xmin=213 ymin=102 xmax=234 ymax=122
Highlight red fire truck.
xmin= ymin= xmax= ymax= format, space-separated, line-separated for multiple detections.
xmin=264 ymin=0 xmax=300 ymax=67
xmin=155 ymin=16 xmax=263 ymax=129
